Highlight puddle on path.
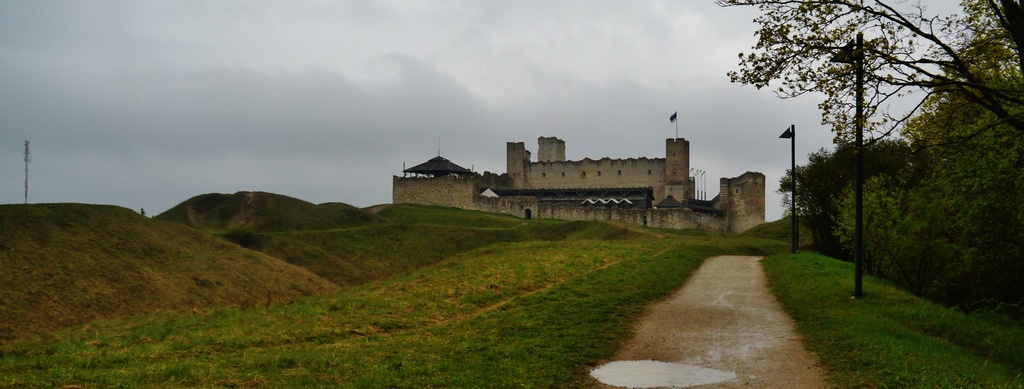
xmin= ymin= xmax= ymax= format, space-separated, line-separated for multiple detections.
xmin=591 ymin=360 xmax=736 ymax=388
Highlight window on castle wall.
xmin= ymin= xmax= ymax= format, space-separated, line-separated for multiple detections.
xmin=542 ymin=172 xmax=546 ymax=178
xmin=561 ymin=172 xmax=565 ymax=177
xmin=597 ymin=171 xmax=601 ymax=176
xmin=618 ymin=171 xmax=622 ymax=176
xmin=648 ymin=170 xmax=652 ymax=175
xmin=582 ymin=171 xmax=586 ymax=177
xmin=735 ymin=188 xmax=740 ymax=194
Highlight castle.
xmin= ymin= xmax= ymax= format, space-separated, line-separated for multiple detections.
xmin=393 ymin=136 xmax=765 ymax=233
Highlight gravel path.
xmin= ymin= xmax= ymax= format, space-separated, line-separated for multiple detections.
xmin=590 ymin=255 xmax=826 ymax=388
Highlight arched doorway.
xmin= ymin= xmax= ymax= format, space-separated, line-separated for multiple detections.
xmin=524 ymin=208 xmax=532 ymax=220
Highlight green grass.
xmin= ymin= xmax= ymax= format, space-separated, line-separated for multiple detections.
xmin=13 ymin=198 xmax=1019 ymax=387
xmin=763 ymin=252 xmax=1024 ymax=388
xmin=373 ymin=203 xmax=526 ymax=229
xmin=0 ymin=233 xmax=784 ymax=388
xmin=0 ymin=203 xmax=335 ymax=345
xmin=740 ymin=216 xmax=813 ymax=248
xmin=218 ymin=204 xmax=684 ymax=286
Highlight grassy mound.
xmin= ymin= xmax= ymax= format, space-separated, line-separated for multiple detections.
xmin=0 ymin=204 xmax=337 ymax=345
xmin=231 ymin=204 xmax=674 ymax=286
xmin=740 ymin=216 xmax=813 ymax=248
xmin=156 ymin=191 xmax=381 ymax=232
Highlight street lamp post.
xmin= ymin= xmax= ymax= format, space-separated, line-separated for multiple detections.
xmin=779 ymin=124 xmax=797 ymax=254
xmin=831 ymin=32 xmax=865 ymax=299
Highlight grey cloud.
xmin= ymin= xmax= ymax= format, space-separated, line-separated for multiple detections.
xmin=5 ymin=0 xmax=943 ymax=220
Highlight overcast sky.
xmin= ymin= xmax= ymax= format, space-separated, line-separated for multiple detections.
xmin=1 ymin=1 xmax=961 ymax=221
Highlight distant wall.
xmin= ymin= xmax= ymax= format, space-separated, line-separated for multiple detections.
xmin=521 ymin=157 xmax=668 ymax=199
xmin=392 ymin=174 xmax=725 ymax=230
xmin=393 ymin=175 xmax=534 ymax=218
xmin=536 ymin=204 xmax=726 ymax=231
xmin=471 ymin=195 xmax=538 ymax=219
xmin=393 ymin=176 xmax=477 ymax=208
xmin=509 ymin=138 xmax=700 ymax=202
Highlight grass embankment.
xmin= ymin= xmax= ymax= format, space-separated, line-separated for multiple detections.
xmin=156 ymin=192 xmax=382 ymax=232
xmin=764 ymin=252 xmax=1024 ymax=388
xmin=0 ymin=203 xmax=335 ymax=345
xmin=740 ymin=215 xmax=813 ymax=248
xmin=0 ymin=229 xmax=784 ymax=387
xmin=245 ymin=204 xmax=538 ymax=285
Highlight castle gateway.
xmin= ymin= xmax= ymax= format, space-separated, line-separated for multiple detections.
xmin=393 ymin=136 xmax=765 ymax=233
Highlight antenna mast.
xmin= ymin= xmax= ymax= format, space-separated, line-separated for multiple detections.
xmin=23 ymin=140 xmax=30 ymax=204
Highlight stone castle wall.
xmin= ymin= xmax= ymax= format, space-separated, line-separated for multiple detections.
xmin=392 ymin=175 xmax=477 ymax=208
xmin=393 ymin=175 xmax=725 ymax=231
xmin=393 ymin=175 xmax=536 ymax=218
xmin=396 ymin=136 xmax=764 ymax=233
xmin=507 ymin=137 xmax=691 ymax=202
xmin=536 ymin=204 xmax=726 ymax=231
xmin=524 ymin=158 xmax=668 ymax=198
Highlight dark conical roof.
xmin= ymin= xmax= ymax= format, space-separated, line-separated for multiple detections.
xmin=655 ymin=194 xmax=684 ymax=208
xmin=403 ymin=156 xmax=474 ymax=177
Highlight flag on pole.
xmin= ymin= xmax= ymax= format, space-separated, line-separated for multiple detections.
xmin=669 ymin=112 xmax=677 ymax=123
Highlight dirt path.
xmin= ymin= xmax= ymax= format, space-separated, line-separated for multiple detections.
xmin=590 ymin=255 xmax=826 ymax=388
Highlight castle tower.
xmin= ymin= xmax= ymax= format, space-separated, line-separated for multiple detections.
xmin=537 ymin=136 xmax=566 ymax=162
xmin=717 ymin=172 xmax=766 ymax=233
xmin=664 ymin=138 xmax=690 ymax=200
xmin=506 ymin=141 xmax=531 ymax=188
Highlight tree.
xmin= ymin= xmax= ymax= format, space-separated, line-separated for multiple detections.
xmin=717 ymin=0 xmax=1024 ymax=139
xmin=833 ymin=101 xmax=1024 ymax=313
xmin=779 ymin=139 xmax=918 ymax=259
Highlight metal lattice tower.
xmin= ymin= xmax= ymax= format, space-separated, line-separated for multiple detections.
xmin=24 ymin=140 xmax=30 ymax=204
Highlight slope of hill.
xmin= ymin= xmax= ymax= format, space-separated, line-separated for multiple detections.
xmin=156 ymin=191 xmax=381 ymax=232
xmin=740 ymin=216 xmax=814 ymax=248
xmin=0 ymin=203 xmax=337 ymax=345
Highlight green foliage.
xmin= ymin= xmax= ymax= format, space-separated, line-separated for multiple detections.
xmin=779 ymin=139 xmax=917 ymax=259
xmin=842 ymin=93 xmax=1024 ymax=314
xmin=763 ymin=252 xmax=1024 ymax=388
xmin=836 ymin=177 xmax=960 ymax=300
xmin=718 ymin=0 xmax=1024 ymax=136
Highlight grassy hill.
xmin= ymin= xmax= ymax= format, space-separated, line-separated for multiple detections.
xmin=0 ymin=197 xmax=678 ymax=345
xmin=0 ymin=203 xmax=337 ymax=345
xmin=2 ymin=199 xmax=1019 ymax=387
xmin=740 ymin=216 xmax=813 ymax=248
xmin=158 ymin=195 xmax=669 ymax=286
xmin=156 ymin=191 xmax=381 ymax=232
